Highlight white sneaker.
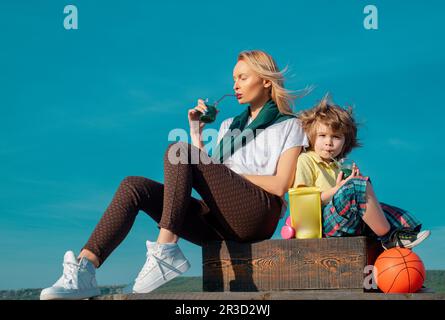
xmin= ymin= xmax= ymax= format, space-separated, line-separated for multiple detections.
xmin=129 ymin=241 xmax=190 ymax=294
xmin=40 ymin=251 xmax=101 ymax=300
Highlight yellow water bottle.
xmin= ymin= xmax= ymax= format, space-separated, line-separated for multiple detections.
xmin=288 ymin=187 xmax=322 ymax=239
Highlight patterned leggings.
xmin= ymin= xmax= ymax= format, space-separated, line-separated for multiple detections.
xmin=82 ymin=142 xmax=283 ymax=267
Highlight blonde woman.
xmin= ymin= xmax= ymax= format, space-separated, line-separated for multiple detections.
xmin=40 ymin=50 xmax=309 ymax=300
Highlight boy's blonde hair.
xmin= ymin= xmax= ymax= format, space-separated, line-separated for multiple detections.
xmin=237 ymin=50 xmax=311 ymax=115
xmin=298 ymin=95 xmax=361 ymax=159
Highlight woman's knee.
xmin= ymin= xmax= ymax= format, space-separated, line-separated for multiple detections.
xmin=164 ymin=141 xmax=194 ymax=165
xmin=165 ymin=141 xmax=192 ymax=165
xmin=165 ymin=141 xmax=189 ymax=153
xmin=118 ymin=176 xmax=156 ymax=209
xmin=120 ymin=176 xmax=148 ymax=191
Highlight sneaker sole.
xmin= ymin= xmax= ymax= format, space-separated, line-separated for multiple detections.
xmin=133 ymin=259 xmax=190 ymax=294
xmin=40 ymin=288 xmax=101 ymax=300
xmin=404 ymin=230 xmax=431 ymax=249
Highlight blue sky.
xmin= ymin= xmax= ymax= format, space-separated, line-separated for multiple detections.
xmin=0 ymin=0 xmax=444 ymax=289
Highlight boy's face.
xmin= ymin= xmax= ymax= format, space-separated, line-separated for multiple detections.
xmin=313 ymin=122 xmax=346 ymax=161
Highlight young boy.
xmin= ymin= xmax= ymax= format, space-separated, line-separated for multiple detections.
xmin=293 ymin=96 xmax=430 ymax=249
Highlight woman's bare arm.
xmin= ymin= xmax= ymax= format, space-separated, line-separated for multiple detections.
xmin=188 ymin=99 xmax=214 ymax=151
xmin=190 ymin=131 xmax=206 ymax=151
xmin=240 ymin=146 xmax=302 ymax=197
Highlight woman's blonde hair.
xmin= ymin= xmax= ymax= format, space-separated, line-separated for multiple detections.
xmin=298 ymin=94 xmax=361 ymax=159
xmin=237 ymin=50 xmax=310 ymax=115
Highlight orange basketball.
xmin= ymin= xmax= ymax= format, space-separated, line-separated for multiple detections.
xmin=374 ymin=247 xmax=425 ymax=293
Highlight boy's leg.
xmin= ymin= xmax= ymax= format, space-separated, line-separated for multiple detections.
xmin=380 ymin=202 xmax=422 ymax=231
xmin=361 ymin=182 xmax=391 ymax=236
xmin=378 ymin=202 xmax=428 ymax=249
xmin=323 ymin=177 xmax=390 ymax=237
xmin=323 ymin=178 xmax=429 ymax=248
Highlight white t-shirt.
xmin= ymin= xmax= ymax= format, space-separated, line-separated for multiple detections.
xmin=216 ymin=116 xmax=309 ymax=219
xmin=216 ymin=117 xmax=309 ymax=175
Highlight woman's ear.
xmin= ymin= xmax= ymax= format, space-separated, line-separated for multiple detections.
xmin=263 ymin=79 xmax=272 ymax=88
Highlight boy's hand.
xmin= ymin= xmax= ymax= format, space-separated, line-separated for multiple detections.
xmin=336 ymin=163 xmax=361 ymax=188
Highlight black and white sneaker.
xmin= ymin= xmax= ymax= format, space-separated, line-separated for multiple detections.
xmin=381 ymin=228 xmax=431 ymax=250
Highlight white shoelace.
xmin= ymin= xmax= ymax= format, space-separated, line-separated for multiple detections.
xmin=61 ymin=261 xmax=79 ymax=288
xmin=135 ymin=248 xmax=166 ymax=282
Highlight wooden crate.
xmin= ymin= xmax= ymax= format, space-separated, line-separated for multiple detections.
xmin=202 ymin=237 xmax=383 ymax=292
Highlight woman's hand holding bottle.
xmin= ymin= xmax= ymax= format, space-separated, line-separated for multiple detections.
xmin=188 ymin=99 xmax=211 ymax=135
xmin=188 ymin=99 xmax=218 ymax=149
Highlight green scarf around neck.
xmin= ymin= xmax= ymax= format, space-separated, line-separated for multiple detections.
xmin=212 ymin=99 xmax=295 ymax=163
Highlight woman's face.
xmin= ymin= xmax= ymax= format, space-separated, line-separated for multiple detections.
xmin=233 ymin=60 xmax=271 ymax=105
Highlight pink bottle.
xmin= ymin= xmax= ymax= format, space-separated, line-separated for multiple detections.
xmin=281 ymin=216 xmax=295 ymax=239
xmin=281 ymin=225 xmax=295 ymax=239
xmin=285 ymin=216 xmax=292 ymax=227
